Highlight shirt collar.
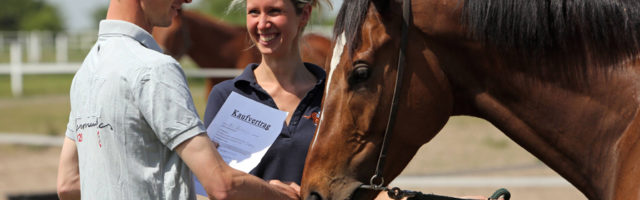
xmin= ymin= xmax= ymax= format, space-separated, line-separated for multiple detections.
xmin=234 ymin=63 xmax=327 ymax=89
xmin=235 ymin=63 xmax=260 ymax=86
xmin=98 ymin=20 xmax=163 ymax=53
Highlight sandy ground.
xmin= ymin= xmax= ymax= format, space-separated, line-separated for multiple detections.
xmin=0 ymin=117 xmax=587 ymax=200
xmin=0 ymin=145 xmax=60 ymax=199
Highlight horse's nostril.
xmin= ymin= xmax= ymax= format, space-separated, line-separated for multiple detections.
xmin=307 ymin=191 xmax=323 ymax=200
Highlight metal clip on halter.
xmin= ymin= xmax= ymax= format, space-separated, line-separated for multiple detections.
xmin=387 ymin=187 xmax=420 ymax=199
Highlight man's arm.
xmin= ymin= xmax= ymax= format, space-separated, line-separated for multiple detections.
xmin=57 ymin=137 xmax=81 ymax=200
xmin=176 ymin=133 xmax=299 ymax=200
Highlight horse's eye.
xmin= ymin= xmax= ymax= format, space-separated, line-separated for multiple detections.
xmin=349 ymin=63 xmax=370 ymax=84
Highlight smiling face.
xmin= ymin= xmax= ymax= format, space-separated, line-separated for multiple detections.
xmin=141 ymin=0 xmax=191 ymax=27
xmin=245 ymin=0 xmax=310 ymax=57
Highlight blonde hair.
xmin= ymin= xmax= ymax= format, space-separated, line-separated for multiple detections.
xmin=227 ymin=0 xmax=331 ymax=15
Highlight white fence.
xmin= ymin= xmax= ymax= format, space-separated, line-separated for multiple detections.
xmin=0 ymin=27 xmax=331 ymax=97
xmin=0 ymin=27 xmax=332 ymax=64
xmin=0 ymin=31 xmax=97 ymax=63
xmin=0 ymin=42 xmax=242 ymax=97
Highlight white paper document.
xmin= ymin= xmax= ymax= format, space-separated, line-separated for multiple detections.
xmin=206 ymin=91 xmax=288 ymax=172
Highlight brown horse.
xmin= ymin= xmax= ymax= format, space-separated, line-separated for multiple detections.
xmin=152 ymin=10 xmax=332 ymax=96
xmin=301 ymin=0 xmax=640 ymax=199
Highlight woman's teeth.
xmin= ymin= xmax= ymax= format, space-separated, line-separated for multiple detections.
xmin=261 ymin=34 xmax=276 ymax=42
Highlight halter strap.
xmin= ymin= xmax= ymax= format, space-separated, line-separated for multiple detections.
xmin=360 ymin=0 xmax=412 ymax=191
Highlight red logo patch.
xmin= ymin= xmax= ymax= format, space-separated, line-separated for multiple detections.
xmin=97 ymin=130 xmax=102 ymax=148
xmin=77 ymin=133 xmax=83 ymax=142
xmin=303 ymin=112 xmax=321 ymax=126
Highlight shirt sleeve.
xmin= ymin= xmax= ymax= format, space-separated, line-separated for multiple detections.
xmin=65 ymin=109 xmax=76 ymax=140
xmin=135 ymin=62 xmax=205 ymax=150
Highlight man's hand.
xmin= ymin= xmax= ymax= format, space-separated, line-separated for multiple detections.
xmin=268 ymin=180 xmax=301 ymax=200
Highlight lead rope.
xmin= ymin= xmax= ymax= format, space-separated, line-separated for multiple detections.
xmin=387 ymin=186 xmax=511 ymax=200
xmin=488 ymin=188 xmax=511 ymax=200
xmin=360 ymin=185 xmax=511 ymax=200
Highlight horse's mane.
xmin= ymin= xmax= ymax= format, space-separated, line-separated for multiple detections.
xmin=334 ymin=0 xmax=640 ymax=80
xmin=464 ymin=0 xmax=640 ymax=74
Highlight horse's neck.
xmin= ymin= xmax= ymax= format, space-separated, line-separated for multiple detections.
xmin=186 ymin=16 xmax=244 ymax=49
xmin=451 ymin=57 xmax=640 ymax=199
xmin=183 ymin=13 xmax=252 ymax=69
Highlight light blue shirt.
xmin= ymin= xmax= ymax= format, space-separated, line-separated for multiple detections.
xmin=65 ymin=20 xmax=205 ymax=200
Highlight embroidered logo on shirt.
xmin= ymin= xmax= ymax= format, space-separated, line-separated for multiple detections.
xmin=303 ymin=112 xmax=321 ymax=126
xmin=75 ymin=118 xmax=113 ymax=132
xmin=77 ymin=133 xmax=83 ymax=142
xmin=97 ymin=130 xmax=102 ymax=148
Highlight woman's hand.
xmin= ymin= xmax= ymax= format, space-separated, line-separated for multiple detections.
xmin=268 ymin=180 xmax=301 ymax=200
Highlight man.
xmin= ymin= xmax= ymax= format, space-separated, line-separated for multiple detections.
xmin=55 ymin=0 xmax=299 ymax=199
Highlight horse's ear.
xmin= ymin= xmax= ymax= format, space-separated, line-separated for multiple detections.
xmin=373 ymin=0 xmax=392 ymax=14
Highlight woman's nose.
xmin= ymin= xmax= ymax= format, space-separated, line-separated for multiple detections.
xmin=257 ymin=15 xmax=271 ymax=31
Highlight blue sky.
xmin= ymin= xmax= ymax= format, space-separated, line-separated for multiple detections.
xmin=45 ymin=0 xmax=342 ymax=33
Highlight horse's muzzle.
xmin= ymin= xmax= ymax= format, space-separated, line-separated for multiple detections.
xmin=307 ymin=192 xmax=323 ymax=200
xmin=304 ymin=181 xmax=363 ymax=200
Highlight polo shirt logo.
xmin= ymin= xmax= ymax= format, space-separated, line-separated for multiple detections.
xmin=303 ymin=112 xmax=320 ymax=126
xmin=97 ymin=130 xmax=102 ymax=148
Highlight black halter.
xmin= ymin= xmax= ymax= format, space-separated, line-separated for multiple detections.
xmin=357 ymin=0 xmax=412 ymax=194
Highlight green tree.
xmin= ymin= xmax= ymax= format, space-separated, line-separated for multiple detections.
xmin=192 ymin=0 xmax=246 ymax=25
xmin=0 ymin=0 xmax=64 ymax=31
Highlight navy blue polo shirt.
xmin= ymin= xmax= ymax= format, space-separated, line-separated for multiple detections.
xmin=203 ymin=63 xmax=326 ymax=184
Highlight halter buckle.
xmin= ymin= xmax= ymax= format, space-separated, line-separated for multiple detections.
xmin=369 ymin=174 xmax=385 ymax=189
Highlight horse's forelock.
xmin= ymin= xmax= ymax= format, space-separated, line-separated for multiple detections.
xmin=333 ymin=0 xmax=371 ymax=57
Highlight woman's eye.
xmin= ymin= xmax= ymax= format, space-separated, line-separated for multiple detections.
xmin=248 ymin=9 xmax=259 ymax=15
xmin=269 ymin=9 xmax=282 ymax=15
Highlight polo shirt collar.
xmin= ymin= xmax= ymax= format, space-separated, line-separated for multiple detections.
xmin=98 ymin=20 xmax=163 ymax=53
xmin=235 ymin=63 xmax=260 ymax=86
xmin=235 ymin=63 xmax=327 ymax=88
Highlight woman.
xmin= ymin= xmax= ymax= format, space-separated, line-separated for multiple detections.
xmin=198 ymin=1 xmax=491 ymax=199
xmin=201 ymin=0 xmax=328 ymax=187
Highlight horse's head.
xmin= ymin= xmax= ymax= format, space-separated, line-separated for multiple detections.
xmin=304 ymin=0 xmax=640 ymax=199
xmin=152 ymin=9 xmax=190 ymax=59
xmin=301 ymin=0 xmax=461 ymax=199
